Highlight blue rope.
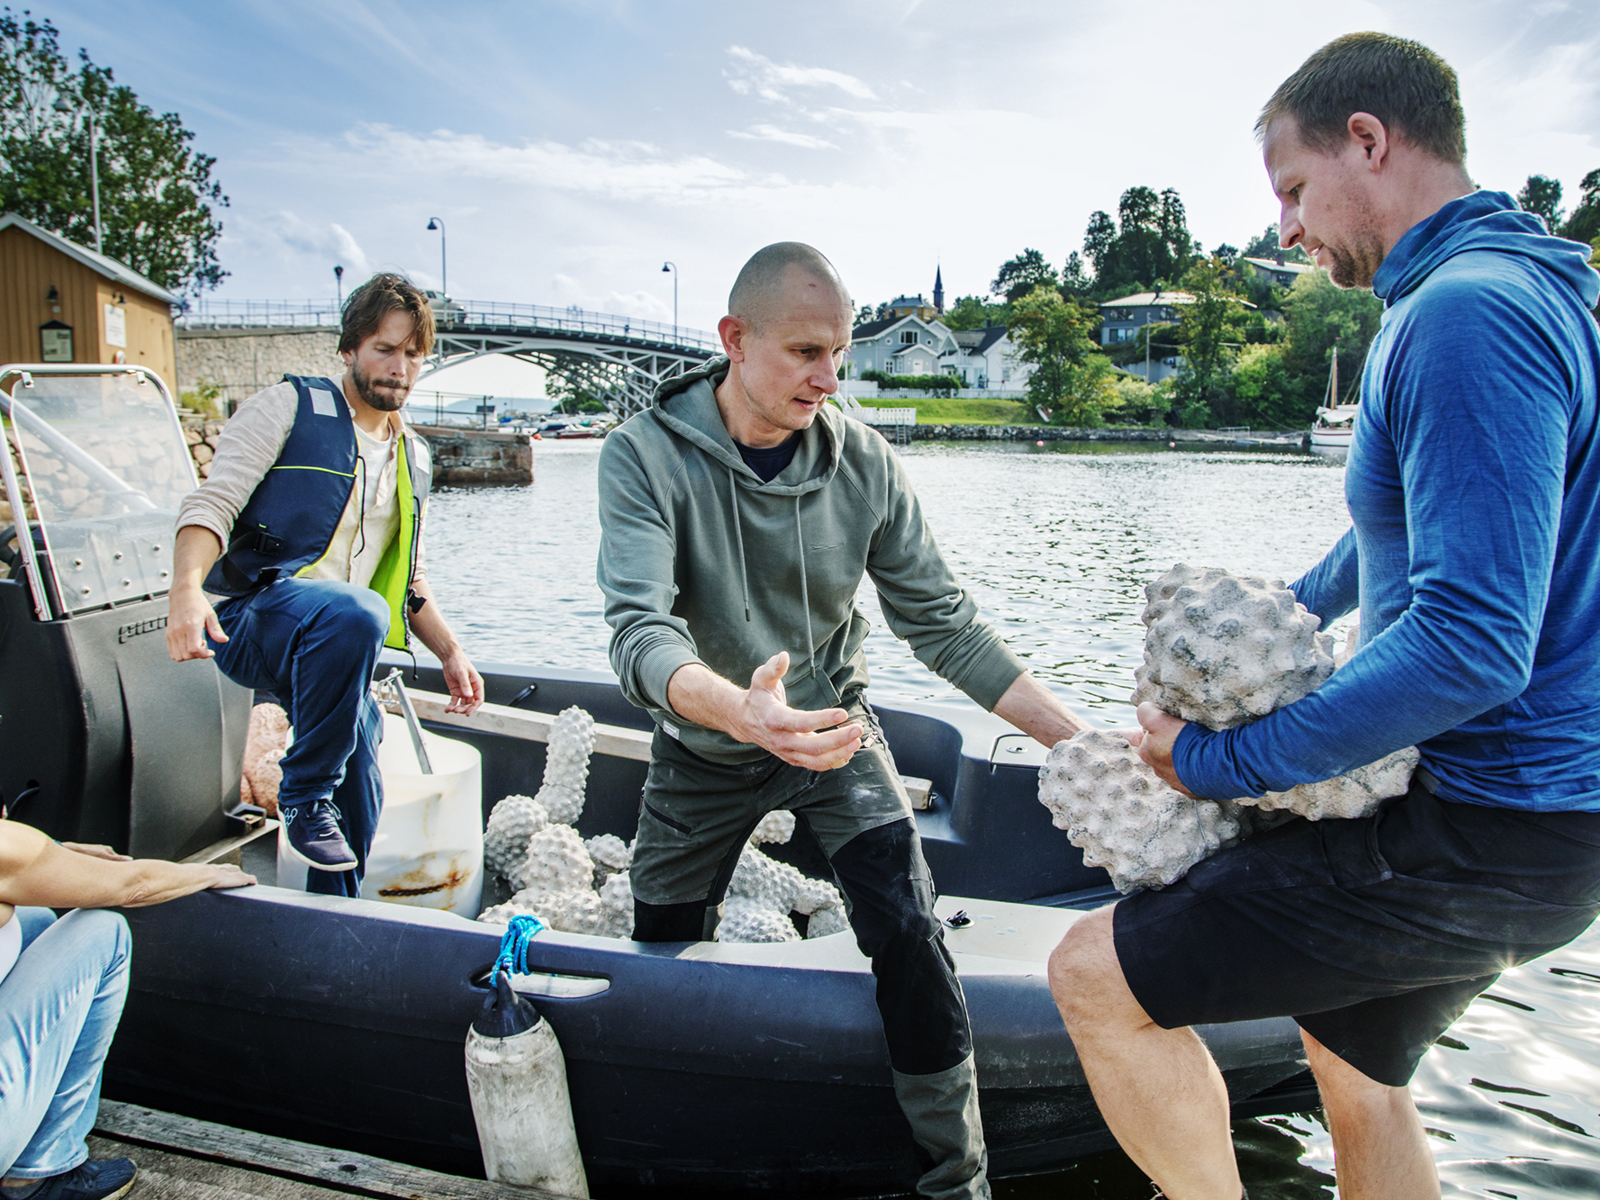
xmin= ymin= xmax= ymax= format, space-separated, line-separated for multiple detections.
xmin=495 ymin=914 xmax=546 ymax=976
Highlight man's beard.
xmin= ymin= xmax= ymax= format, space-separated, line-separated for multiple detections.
xmin=1322 ymin=208 xmax=1386 ymax=290
xmin=352 ymin=360 xmax=410 ymax=411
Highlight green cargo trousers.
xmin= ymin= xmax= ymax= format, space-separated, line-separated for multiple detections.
xmin=629 ymin=697 xmax=990 ymax=1200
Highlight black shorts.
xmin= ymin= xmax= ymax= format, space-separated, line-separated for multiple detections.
xmin=1114 ymin=780 xmax=1600 ymax=1087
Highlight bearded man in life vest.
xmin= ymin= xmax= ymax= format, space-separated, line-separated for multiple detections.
xmin=165 ymin=273 xmax=483 ymax=894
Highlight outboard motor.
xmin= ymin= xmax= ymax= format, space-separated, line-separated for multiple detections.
xmin=0 ymin=364 xmax=250 ymax=858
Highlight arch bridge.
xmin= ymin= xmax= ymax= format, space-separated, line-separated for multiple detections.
xmin=177 ymin=300 xmax=718 ymax=418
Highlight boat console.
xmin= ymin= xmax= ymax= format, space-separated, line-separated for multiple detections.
xmin=0 ymin=364 xmax=250 ymax=858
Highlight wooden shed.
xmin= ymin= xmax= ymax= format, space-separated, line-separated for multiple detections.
xmin=0 ymin=212 xmax=180 ymax=392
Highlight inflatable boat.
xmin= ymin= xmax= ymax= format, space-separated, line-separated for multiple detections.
xmin=0 ymin=364 xmax=1315 ymax=1195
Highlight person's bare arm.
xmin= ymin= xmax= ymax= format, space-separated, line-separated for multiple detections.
xmin=666 ymin=651 xmax=863 ymax=771
xmin=992 ymin=672 xmax=1093 ymax=748
xmin=0 ymin=821 xmax=254 ymax=909
xmin=166 ymin=525 xmax=226 ymax=661
xmin=408 ymin=577 xmax=484 ymax=715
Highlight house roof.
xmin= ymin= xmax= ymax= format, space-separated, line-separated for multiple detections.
xmin=968 ymin=325 xmax=1008 ymax=355
xmin=886 ymin=294 xmax=931 ymax=309
xmin=1241 ymin=256 xmax=1315 ymax=276
xmin=1099 ymin=291 xmax=1196 ymax=310
xmin=0 ymin=212 xmax=182 ymax=306
xmin=851 ymin=317 xmax=900 ymax=339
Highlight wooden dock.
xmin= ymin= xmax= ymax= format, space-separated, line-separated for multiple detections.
xmin=90 ymin=1102 xmax=566 ymax=1200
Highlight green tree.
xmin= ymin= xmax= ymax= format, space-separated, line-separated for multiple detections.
xmin=990 ymin=248 xmax=1058 ymax=303
xmin=1517 ymin=174 xmax=1564 ymax=233
xmin=1239 ymin=223 xmax=1313 ymax=266
xmin=1277 ymin=269 xmax=1384 ymax=416
xmin=1008 ymin=286 xmax=1115 ymax=426
xmin=1 ymin=8 xmax=228 ymax=294
xmin=1230 ymin=344 xmax=1300 ymax=428
xmin=1171 ymin=256 xmax=1251 ymax=425
xmin=1082 ymin=186 xmax=1196 ymax=299
xmin=1561 ymin=168 xmax=1600 ymax=246
xmin=1059 ymin=251 xmax=1092 ymax=298
xmin=941 ymin=294 xmax=1008 ymax=331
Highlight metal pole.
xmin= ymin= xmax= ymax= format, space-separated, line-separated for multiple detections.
xmin=88 ymin=114 xmax=102 ymax=253
xmin=428 ymin=217 xmax=447 ymax=299
xmin=662 ymin=262 xmax=677 ymax=344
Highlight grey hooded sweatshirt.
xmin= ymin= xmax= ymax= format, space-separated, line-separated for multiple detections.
xmin=597 ymin=356 xmax=1026 ymax=764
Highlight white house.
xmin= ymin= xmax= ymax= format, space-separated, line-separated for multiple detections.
xmin=846 ymin=314 xmax=1029 ymax=391
xmin=846 ymin=313 xmax=957 ymax=378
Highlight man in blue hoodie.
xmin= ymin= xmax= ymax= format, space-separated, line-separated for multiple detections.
xmin=1048 ymin=33 xmax=1600 ymax=1200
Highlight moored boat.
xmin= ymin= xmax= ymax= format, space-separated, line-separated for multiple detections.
xmin=1 ymin=364 xmax=1316 ymax=1195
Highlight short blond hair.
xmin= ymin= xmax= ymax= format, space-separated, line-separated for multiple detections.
xmin=1258 ymin=32 xmax=1466 ymax=164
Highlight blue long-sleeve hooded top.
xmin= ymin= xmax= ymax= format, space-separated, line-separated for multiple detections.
xmin=1174 ymin=191 xmax=1600 ymax=812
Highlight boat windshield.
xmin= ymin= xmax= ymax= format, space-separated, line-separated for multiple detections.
xmin=1 ymin=368 xmax=193 ymax=618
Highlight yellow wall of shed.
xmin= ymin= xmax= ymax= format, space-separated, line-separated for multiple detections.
xmin=0 ymin=226 xmax=177 ymax=394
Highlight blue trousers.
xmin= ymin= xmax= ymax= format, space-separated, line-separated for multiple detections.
xmin=211 ymin=578 xmax=388 ymax=898
xmin=0 ymin=909 xmax=131 ymax=1179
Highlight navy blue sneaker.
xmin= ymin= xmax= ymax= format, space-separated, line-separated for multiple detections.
xmin=26 ymin=1159 xmax=137 ymax=1200
xmin=281 ymin=799 xmax=357 ymax=871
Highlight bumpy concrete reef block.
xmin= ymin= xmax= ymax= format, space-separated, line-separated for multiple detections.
xmin=1040 ymin=563 xmax=1418 ymax=891
xmin=476 ymin=709 xmax=847 ymax=941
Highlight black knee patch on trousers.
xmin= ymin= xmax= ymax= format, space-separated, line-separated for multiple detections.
xmin=632 ymin=897 xmax=712 ymax=942
xmin=831 ymin=818 xmax=972 ymax=1076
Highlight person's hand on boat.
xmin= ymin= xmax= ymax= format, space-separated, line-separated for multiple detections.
xmin=440 ymin=647 xmax=485 ymax=716
xmin=0 ymin=821 xmax=256 ymax=911
xmin=167 ymin=583 xmax=227 ymax=662
xmin=1134 ymin=702 xmax=1195 ymax=797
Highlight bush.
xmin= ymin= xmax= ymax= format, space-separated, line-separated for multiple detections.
xmin=860 ymin=371 xmax=963 ymax=394
xmin=180 ymin=378 xmax=224 ymax=418
xmin=1100 ymin=376 xmax=1164 ymax=426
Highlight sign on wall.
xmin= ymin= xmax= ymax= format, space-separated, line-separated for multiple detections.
xmin=39 ymin=320 xmax=73 ymax=362
xmin=104 ymin=303 xmax=126 ymax=348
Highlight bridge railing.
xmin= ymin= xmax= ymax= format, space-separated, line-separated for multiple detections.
xmin=176 ymin=299 xmax=718 ymax=352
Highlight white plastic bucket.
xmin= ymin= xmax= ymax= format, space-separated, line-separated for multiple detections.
xmin=276 ymin=713 xmax=484 ymax=916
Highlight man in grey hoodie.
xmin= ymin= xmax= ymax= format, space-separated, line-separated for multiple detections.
xmin=597 ymin=242 xmax=1088 ymax=1200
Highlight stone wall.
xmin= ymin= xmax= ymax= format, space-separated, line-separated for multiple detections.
xmin=176 ymin=327 xmax=342 ymax=410
xmin=411 ymin=424 xmax=533 ymax=485
xmin=180 ymin=416 xmax=227 ymax=480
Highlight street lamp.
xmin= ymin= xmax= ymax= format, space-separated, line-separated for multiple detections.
xmin=427 ymin=217 xmax=447 ymax=300
xmin=52 ymin=95 xmax=102 ymax=253
xmin=334 ymin=264 xmax=344 ymax=310
xmin=661 ymin=261 xmax=677 ymax=344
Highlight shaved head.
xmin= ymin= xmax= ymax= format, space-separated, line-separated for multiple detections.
xmin=728 ymin=242 xmax=851 ymax=333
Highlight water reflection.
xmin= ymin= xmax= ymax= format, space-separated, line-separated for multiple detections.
xmin=424 ymin=438 xmax=1600 ymax=1199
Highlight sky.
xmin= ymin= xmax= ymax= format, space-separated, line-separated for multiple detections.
xmin=40 ymin=0 xmax=1600 ymax=396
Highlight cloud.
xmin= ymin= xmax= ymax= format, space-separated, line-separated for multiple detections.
xmin=724 ymin=45 xmax=877 ymax=104
xmin=307 ymin=125 xmax=763 ymax=204
xmin=727 ymin=123 xmax=837 ymax=150
xmin=224 ymin=210 xmax=371 ymax=277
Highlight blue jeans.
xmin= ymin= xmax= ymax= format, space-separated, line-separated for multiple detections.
xmin=211 ymin=578 xmax=388 ymax=898
xmin=0 ymin=909 xmax=131 ymax=1179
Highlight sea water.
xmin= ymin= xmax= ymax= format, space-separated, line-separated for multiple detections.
xmin=424 ymin=437 xmax=1600 ymax=1199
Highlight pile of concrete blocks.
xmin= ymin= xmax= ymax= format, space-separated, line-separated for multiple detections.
xmin=476 ymin=709 xmax=848 ymax=942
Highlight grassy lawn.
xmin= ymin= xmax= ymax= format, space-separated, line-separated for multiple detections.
xmin=848 ymin=396 xmax=1035 ymax=425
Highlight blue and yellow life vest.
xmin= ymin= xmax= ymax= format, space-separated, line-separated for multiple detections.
xmin=203 ymin=374 xmax=430 ymax=651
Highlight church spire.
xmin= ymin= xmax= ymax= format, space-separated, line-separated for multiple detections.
xmin=933 ymin=264 xmax=944 ymax=314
